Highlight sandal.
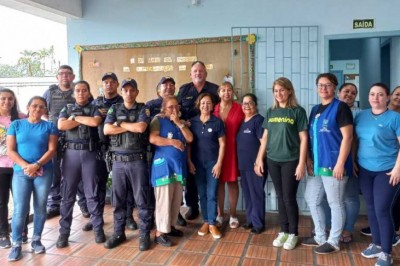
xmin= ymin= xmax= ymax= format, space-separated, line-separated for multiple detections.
xmin=229 ymin=216 xmax=239 ymax=229
xmin=340 ymin=233 xmax=353 ymax=243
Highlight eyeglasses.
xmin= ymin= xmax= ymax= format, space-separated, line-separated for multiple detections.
xmin=317 ymin=83 xmax=334 ymax=89
xmin=30 ymin=104 xmax=47 ymax=110
xmin=166 ymin=105 xmax=180 ymax=110
xmin=242 ymin=101 xmax=255 ymax=106
xmin=58 ymin=71 xmax=73 ymax=76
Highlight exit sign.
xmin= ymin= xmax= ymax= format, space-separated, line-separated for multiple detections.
xmin=353 ymin=19 xmax=374 ymax=29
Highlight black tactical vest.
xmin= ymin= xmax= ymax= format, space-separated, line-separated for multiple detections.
xmin=48 ymin=85 xmax=75 ymax=124
xmin=109 ymin=103 xmax=148 ymax=153
xmin=65 ymin=104 xmax=96 ymax=142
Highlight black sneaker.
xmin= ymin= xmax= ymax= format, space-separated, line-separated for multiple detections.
xmin=82 ymin=222 xmax=93 ymax=231
xmin=94 ymin=229 xmax=106 ymax=243
xmin=104 ymin=234 xmax=126 ymax=249
xmin=177 ymin=213 xmax=187 ymax=226
xmin=126 ymin=217 xmax=138 ymax=231
xmin=250 ymin=227 xmax=265 ymax=235
xmin=139 ymin=234 xmax=151 ymax=251
xmin=46 ymin=208 xmax=60 ymax=219
xmin=242 ymin=222 xmax=253 ymax=230
xmin=360 ymin=227 xmax=372 ymax=236
xmin=80 ymin=205 xmax=90 ymax=218
xmin=0 ymin=235 xmax=11 ymax=249
xmin=167 ymin=227 xmax=183 ymax=237
xmin=301 ymin=237 xmax=320 ymax=247
xmin=56 ymin=234 xmax=69 ymax=248
xmin=314 ymin=242 xmax=339 ymax=255
xmin=155 ymin=234 xmax=172 ymax=247
xmin=185 ymin=208 xmax=199 ymax=220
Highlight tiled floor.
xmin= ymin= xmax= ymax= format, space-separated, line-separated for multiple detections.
xmin=1 ymin=204 xmax=399 ymax=265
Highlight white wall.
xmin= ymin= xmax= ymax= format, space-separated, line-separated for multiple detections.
xmin=67 ymin=0 xmax=400 ymax=73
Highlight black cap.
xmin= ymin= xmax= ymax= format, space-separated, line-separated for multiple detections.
xmin=158 ymin=76 xmax=175 ymax=88
xmin=102 ymin=72 xmax=118 ymax=82
xmin=121 ymin=78 xmax=138 ymax=89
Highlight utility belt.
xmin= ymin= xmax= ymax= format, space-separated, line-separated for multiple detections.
xmin=112 ymin=153 xmax=145 ymax=162
xmin=66 ymin=142 xmax=93 ymax=151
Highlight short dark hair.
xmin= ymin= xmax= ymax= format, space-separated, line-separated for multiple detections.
xmin=370 ymin=82 xmax=390 ymax=96
xmin=58 ymin=65 xmax=74 ymax=73
xmin=339 ymin=83 xmax=358 ymax=94
xmin=316 ymin=73 xmax=338 ymax=87
xmin=242 ymin=93 xmax=258 ymax=106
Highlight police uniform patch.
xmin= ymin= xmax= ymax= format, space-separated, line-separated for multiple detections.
xmin=145 ymin=108 xmax=150 ymax=117
xmin=60 ymin=107 xmax=66 ymax=112
xmin=107 ymin=107 xmax=115 ymax=115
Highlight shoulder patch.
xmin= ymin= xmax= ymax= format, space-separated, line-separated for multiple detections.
xmin=60 ymin=107 xmax=67 ymax=113
xmin=145 ymin=108 xmax=150 ymax=117
xmin=107 ymin=107 xmax=115 ymax=115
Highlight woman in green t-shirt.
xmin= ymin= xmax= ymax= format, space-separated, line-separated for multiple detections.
xmin=255 ymin=77 xmax=308 ymax=250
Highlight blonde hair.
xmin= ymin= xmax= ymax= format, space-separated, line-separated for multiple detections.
xmin=272 ymin=77 xmax=299 ymax=109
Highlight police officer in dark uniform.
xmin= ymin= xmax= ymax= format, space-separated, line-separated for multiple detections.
xmin=146 ymin=76 xmax=187 ymax=226
xmin=43 ymin=65 xmax=89 ymax=219
xmin=55 ymin=80 xmax=105 ymax=248
xmin=177 ymin=61 xmax=219 ymax=220
xmin=81 ymin=72 xmax=138 ymax=232
xmin=104 ymin=78 xmax=153 ymax=251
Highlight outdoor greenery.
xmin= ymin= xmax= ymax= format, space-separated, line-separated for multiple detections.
xmin=0 ymin=46 xmax=59 ymax=78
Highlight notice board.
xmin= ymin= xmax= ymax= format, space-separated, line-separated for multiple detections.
xmin=75 ymin=35 xmax=254 ymax=102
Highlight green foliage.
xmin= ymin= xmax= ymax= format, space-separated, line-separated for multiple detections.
xmin=0 ymin=46 xmax=58 ymax=78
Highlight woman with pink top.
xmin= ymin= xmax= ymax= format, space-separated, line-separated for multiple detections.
xmin=0 ymin=88 xmax=28 ymax=248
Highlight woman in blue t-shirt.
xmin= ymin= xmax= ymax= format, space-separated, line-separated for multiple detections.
xmin=355 ymin=83 xmax=400 ymax=266
xmin=236 ymin=93 xmax=266 ymax=234
xmin=6 ymin=96 xmax=58 ymax=261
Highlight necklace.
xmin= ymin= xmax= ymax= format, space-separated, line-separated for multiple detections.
xmin=219 ymin=103 xmax=232 ymax=114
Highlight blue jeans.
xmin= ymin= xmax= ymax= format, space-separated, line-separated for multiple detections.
xmin=305 ymin=175 xmax=348 ymax=247
xmin=194 ymin=160 xmax=218 ymax=225
xmin=11 ymin=167 xmax=53 ymax=244
xmin=321 ymin=175 xmax=360 ymax=232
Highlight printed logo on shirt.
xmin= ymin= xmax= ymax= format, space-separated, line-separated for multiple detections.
xmin=268 ymin=116 xmax=294 ymax=124
xmin=208 ymin=128 xmax=213 ymax=133
xmin=243 ymin=128 xmax=251 ymax=134
xmin=185 ymin=96 xmax=193 ymax=100
xmin=319 ymin=119 xmax=330 ymax=133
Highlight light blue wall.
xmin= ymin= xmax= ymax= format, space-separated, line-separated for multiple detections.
xmin=67 ymin=0 xmax=400 ymax=72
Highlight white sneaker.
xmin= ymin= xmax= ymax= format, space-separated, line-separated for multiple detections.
xmin=273 ymin=232 xmax=288 ymax=247
xmin=283 ymin=234 xmax=298 ymax=250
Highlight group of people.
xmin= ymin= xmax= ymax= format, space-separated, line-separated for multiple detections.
xmin=0 ymin=62 xmax=399 ymax=266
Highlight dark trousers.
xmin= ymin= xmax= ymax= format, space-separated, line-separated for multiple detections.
xmin=240 ymin=169 xmax=267 ymax=229
xmin=96 ymin=159 xmax=108 ymax=214
xmin=0 ymin=168 xmax=29 ymax=236
xmin=47 ymin=147 xmax=86 ymax=211
xmin=184 ymin=172 xmax=199 ymax=211
xmin=268 ymin=158 xmax=300 ymax=235
xmin=59 ymin=149 xmax=103 ymax=235
xmin=112 ymin=160 xmax=154 ymax=237
xmin=359 ymin=166 xmax=400 ymax=254
xmin=393 ymin=196 xmax=400 ymax=231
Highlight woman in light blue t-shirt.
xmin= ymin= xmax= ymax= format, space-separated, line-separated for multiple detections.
xmin=355 ymin=83 xmax=400 ymax=266
xmin=6 ymin=96 xmax=58 ymax=262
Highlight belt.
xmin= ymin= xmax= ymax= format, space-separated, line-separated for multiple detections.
xmin=66 ymin=142 xmax=89 ymax=150
xmin=112 ymin=153 xmax=145 ymax=162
